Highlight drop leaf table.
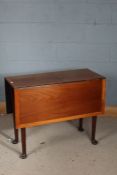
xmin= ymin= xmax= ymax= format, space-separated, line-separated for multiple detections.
xmin=5 ymin=69 xmax=106 ymax=159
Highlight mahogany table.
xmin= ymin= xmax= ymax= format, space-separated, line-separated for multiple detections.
xmin=5 ymin=69 xmax=106 ymax=159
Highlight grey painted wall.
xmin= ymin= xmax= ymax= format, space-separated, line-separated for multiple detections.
xmin=0 ymin=0 xmax=117 ymax=105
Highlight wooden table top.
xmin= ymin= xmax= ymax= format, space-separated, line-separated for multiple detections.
xmin=5 ymin=68 xmax=105 ymax=89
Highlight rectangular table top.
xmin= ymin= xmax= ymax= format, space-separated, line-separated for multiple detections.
xmin=5 ymin=68 xmax=105 ymax=89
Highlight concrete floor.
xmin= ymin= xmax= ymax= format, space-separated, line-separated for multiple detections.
xmin=0 ymin=114 xmax=117 ymax=175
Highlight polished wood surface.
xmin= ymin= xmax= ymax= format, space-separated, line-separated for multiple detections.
xmin=5 ymin=69 xmax=105 ymax=88
xmin=5 ymin=69 xmax=106 ymax=128
xmin=14 ymin=79 xmax=105 ymax=128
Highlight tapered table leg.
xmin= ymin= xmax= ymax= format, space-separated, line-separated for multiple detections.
xmin=91 ymin=116 xmax=98 ymax=145
xmin=78 ymin=118 xmax=84 ymax=131
xmin=20 ymin=128 xmax=27 ymax=159
xmin=12 ymin=114 xmax=19 ymax=144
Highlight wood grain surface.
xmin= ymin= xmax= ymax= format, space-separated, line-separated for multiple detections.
xmin=14 ymin=79 xmax=105 ymax=128
xmin=5 ymin=69 xmax=105 ymax=88
xmin=4 ymin=69 xmax=106 ymax=128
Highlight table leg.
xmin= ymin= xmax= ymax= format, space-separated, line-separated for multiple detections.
xmin=78 ymin=118 xmax=84 ymax=131
xmin=91 ymin=116 xmax=98 ymax=145
xmin=20 ymin=128 xmax=27 ymax=159
xmin=12 ymin=114 xmax=19 ymax=144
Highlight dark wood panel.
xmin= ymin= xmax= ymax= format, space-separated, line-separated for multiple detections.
xmin=5 ymin=79 xmax=14 ymax=114
xmin=14 ymin=79 xmax=104 ymax=128
xmin=5 ymin=69 xmax=105 ymax=88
